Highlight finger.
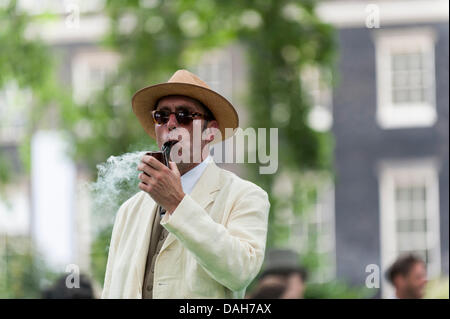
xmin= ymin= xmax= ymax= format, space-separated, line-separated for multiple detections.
xmin=138 ymin=172 xmax=153 ymax=185
xmin=143 ymin=155 xmax=168 ymax=171
xmin=138 ymin=181 xmax=152 ymax=192
xmin=137 ymin=162 xmax=158 ymax=177
xmin=169 ymin=161 xmax=180 ymax=178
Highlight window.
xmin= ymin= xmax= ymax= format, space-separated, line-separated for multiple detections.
xmin=196 ymin=46 xmax=239 ymax=162
xmin=71 ymin=50 xmax=120 ymax=104
xmin=391 ymin=52 xmax=429 ymax=105
xmin=301 ymin=66 xmax=333 ymax=132
xmin=289 ymin=181 xmax=336 ymax=283
xmin=378 ymin=159 xmax=441 ymax=298
xmin=374 ymin=28 xmax=437 ymax=129
xmin=0 ymin=180 xmax=30 ymax=236
xmin=194 ymin=48 xmax=234 ymax=102
xmin=0 ymin=82 xmax=31 ymax=144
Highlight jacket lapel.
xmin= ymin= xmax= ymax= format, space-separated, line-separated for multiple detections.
xmin=159 ymin=161 xmax=221 ymax=253
xmin=133 ymin=196 xmax=158 ymax=292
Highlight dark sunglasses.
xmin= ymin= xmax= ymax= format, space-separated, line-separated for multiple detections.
xmin=151 ymin=109 xmax=209 ymax=125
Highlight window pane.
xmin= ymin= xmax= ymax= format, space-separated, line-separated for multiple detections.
xmin=413 ymin=186 xmax=427 ymax=201
xmin=412 ymin=200 xmax=426 ymax=218
xmin=393 ymin=72 xmax=409 ymax=88
xmin=409 ymin=89 xmax=424 ymax=103
xmin=398 ymin=219 xmax=427 ymax=233
xmin=392 ymin=54 xmax=408 ymax=71
xmin=412 ymin=219 xmax=427 ymax=232
xmin=397 ymin=234 xmax=412 ymax=251
xmin=397 ymin=219 xmax=412 ymax=232
xmin=390 ymin=51 xmax=429 ymax=105
xmin=408 ymin=53 xmax=423 ymax=70
xmin=396 ymin=201 xmax=409 ymax=219
xmin=396 ymin=187 xmax=410 ymax=201
xmin=409 ymin=71 xmax=423 ymax=87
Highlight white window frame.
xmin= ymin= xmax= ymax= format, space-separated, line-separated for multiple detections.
xmin=307 ymin=183 xmax=336 ymax=283
xmin=378 ymin=158 xmax=441 ymax=298
xmin=289 ymin=181 xmax=336 ymax=283
xmin=374 ymin=28 xmax=437 ymax=129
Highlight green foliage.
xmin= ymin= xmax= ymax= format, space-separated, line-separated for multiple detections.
xmin=0 ymin=152 xmax=12 ymax=193
xmin=0 ymin=1 xmax=51 ymax=90
xmin=0 ymin=236 xmax=57 ymax=298
xmin=90 ymin=225 xmax=113 ymax=286
xmin=304 ymin=280 xmax=374 ymax=299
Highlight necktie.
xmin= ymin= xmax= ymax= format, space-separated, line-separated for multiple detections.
xmin=159 ymin=205 xmax=166 ymax=218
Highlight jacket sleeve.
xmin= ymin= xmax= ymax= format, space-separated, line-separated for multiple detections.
xmin=101 ymin=203 xmax=127 ymax=299
xmin=160 ymin=186 xmax=270 ymax=292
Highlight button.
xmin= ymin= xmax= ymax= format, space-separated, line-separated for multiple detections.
xmin=146 ymin=286 xmax=152 ymax=292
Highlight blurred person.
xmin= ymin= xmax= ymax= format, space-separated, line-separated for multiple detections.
xmin=102 ymin=70 xmax=270 ymax=298
xmin=249 ymin=280 xmax=286 ymax=299
xmin=249 ymin=249 xmax=308 ymax=299
xmin=41 ymin=274 xmax=95 ymax=299
xmin=385 ymin=253 xmax=428 ymax=299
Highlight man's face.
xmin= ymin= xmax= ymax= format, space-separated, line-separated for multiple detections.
xmin=281 ymin=273 xmax=305 ymax=299
xmin=397 ymin=262 xmax=428 ymax=299
xmin=154 ymin=95 xmax=218 ymax=168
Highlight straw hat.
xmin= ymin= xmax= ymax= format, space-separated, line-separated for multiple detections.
xmin=132 ymin=69 xmax=239 ymax=143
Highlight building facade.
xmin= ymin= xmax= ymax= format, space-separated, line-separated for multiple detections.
xmin=322 ymin=0 xmax=449 ymax=297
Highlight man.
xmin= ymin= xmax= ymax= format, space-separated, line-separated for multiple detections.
xmin=249 ymin=249 xmax=307 ymax=299
xmin=385 ymin=253 xmax=428 ymax=299
xmin=102 ymin=70 xmax=270 ymax=299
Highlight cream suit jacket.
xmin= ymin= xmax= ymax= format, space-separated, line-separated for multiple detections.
xmin=101 ymin=160 xmax=270 ymax=299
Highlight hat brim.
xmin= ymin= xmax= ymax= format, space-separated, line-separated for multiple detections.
xmin=132 ymin=82 xmax=239 ymax=144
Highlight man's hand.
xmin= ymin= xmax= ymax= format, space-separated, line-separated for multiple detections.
xmin=137 ymin=155 xmax=185 ymax=214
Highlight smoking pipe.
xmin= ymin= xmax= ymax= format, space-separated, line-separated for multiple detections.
xmin=161 ymin=140 xmax=177 ymax=167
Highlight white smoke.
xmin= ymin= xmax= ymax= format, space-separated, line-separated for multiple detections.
xmin=89 ymin=151 xmax=146 ymax=232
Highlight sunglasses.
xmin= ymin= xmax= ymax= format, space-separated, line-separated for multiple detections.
xmin=151 ymin=109 xmax=209 ymax=125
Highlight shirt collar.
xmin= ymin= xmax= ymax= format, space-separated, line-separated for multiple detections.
xmin=180 ymin=155 xmax=212 ymax=195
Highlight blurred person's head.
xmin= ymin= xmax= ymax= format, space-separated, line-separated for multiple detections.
xmin=257 ymin=269 xmax=308 ymax=299
xmin=256 ymin=249 xmax=308 ymax=299
xmin=41 ymin=273 xmax=95 ymax=299
xmin=249 ymin=279 xmax=287 ymax=299
xmin=386 ymin=254 xmax=427 ymax=299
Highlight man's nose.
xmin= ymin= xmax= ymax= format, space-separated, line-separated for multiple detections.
xmin=166 ymin=113 xmax=178 ymax=130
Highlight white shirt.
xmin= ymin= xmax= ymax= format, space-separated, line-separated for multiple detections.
xmin=180 ymin=155 xmax=212 ymax=195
